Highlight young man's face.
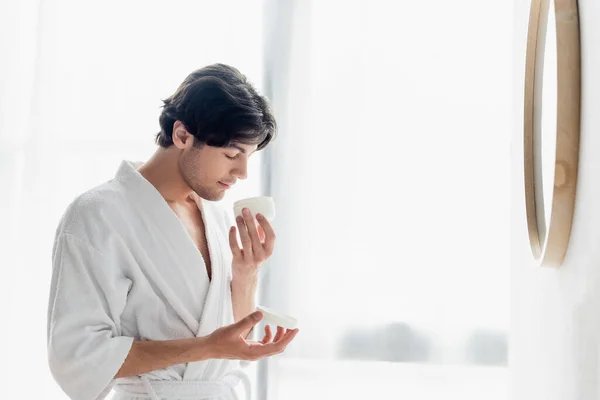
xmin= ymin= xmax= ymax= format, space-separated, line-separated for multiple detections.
xmin=177 ymin=131 xmax=258 ymax=201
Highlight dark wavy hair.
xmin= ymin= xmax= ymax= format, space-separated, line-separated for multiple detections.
xmin=156 ymin=64 xmax=277 ymax=150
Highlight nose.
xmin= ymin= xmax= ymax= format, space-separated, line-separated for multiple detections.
xmin=233 ymin=159 xmax=248 ymax=180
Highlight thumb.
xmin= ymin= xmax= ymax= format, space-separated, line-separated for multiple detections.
xmin=232 ymin=311 xmax=263 ymax=333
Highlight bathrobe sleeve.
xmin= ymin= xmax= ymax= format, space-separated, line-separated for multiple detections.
xmin=47 ymin=233 xmax=134 ymax=400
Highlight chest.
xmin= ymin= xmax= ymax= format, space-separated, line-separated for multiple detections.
xmin=170 ymin=203 xmax=212 ymax=280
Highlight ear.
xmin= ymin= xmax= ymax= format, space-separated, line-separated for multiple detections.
xmin=172 ymin=121 xmax=194 ymax=149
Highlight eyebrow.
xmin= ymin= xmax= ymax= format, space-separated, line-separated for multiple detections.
xmin=228 ymin=143 xmax=256 ymax=154
xmin=228 ymin=144 xmax=246 ymax=153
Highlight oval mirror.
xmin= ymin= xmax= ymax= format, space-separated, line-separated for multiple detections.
xmin=523 ymin=0 xmax=581 ymax=268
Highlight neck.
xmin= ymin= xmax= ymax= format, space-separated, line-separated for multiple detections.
xmin=138 ymin=147 xmax=194 ymax=204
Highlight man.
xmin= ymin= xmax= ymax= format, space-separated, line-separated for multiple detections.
xmin=47 ymin=64 xmax=299 ymax=400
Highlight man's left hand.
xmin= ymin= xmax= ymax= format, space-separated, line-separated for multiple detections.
xmin=228 ymin=207 xmax=275 ymax=279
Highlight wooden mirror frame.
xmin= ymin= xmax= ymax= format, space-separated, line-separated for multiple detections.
xmin=523 ymin=0 xmax=581 ymax=268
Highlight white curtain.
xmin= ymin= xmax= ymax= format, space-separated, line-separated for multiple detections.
xmin=260 ymin=1 xmax=512 ymax=399
xmin=0 ymin=1 xmax=266 ymax=398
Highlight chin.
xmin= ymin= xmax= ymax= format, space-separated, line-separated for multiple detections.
xmin=194 ymin=188 xmax=225 ymax=202
xmin=209 ymin=192 xmax=226 ymax=201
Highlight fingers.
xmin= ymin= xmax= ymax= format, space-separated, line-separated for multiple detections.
xmin=261 ymin=325 xmax=273 ymax=344
xmin=241 ymin=208 xmax=263 ymax=256
xmin=248 ymin=328 xmax=299 ymax=359
xmin=233 ymin=209 xmax=276 ymax=268
xmin=231 ymin=311 xmax=263 ymax=335
xmin=257 ymin=225 xmax=266 ymax=242
xmin=236 ymin=215 xmax=252 ymax=255
xmin=256 ymin=214 xmax=276 ymax=256
xmin=273 ymin=326 xmax=286 ymax=342
xmin=273 ymin=328 xmax=299 ymax=350
xmin=228 ymin=226 xmax=241 ymax=257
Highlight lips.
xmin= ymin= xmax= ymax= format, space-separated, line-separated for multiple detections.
xmin=219 ymin=181 xmax=234 ymax=188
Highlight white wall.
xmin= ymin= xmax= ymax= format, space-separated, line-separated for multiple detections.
xmin=511 ymin=1 xmax=600 ymax=399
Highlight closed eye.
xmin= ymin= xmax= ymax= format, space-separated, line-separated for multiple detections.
xmin=225 ymin=154 xmax=240 ymax=160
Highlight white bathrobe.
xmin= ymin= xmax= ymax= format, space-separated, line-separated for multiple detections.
xmin=47 ymin=161 xmax=249 ymax=400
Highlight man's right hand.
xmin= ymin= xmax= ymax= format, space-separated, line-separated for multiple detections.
xmin=206 ymin=311 xmax=299 ymax=361
xmin=115 ymin=311 xmax=298 ymax=379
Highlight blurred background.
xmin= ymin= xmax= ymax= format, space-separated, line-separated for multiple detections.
xmin=0 ymin=0 xmax=511 ymax=399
